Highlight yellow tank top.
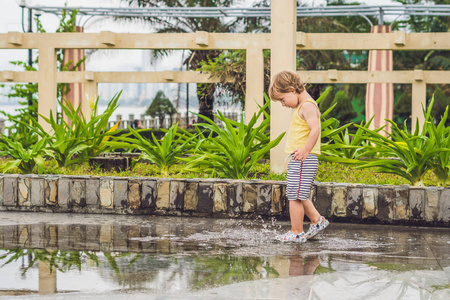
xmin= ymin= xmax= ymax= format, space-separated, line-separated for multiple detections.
xmin=284 ymin=99 xmax=321 ymax=155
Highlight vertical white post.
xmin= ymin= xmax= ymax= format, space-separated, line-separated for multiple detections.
xmin=38 ymin=260 xmax=57 ymax=294
xmin=270 ymin=0 xmax=297 ymax=173
xmin=245 ymin=47 xmax=264 ymax=125
xmin=38 ymin=46 xmax=57 ymax=133
xmin=84 ymin=80 xmax=98 ymax=122
xmin=411 ymin=79 xmax=426 ymax=130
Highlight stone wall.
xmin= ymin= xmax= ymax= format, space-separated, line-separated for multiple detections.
xmin=0 ymin=222 xmax=180 ymax=254
xmin=0 ymin=174 xmax=448 ymax=227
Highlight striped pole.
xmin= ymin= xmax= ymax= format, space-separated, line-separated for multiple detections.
xmin=365 ymin=25 xmax=394 ymax=135
xmin=62 ymin=26 xmax=85 ymax=122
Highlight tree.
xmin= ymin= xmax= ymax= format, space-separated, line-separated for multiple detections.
xmin=200 ymin=0 xmax=449 ymax=127
xmin=392 ymin=0 xmax=450 ymax=126
xmin=121 ymin=0 xmax=253 ymax=121
xmin=199 ymin=0 xmax=375 ymax=126
xmin=198 ymin=50 xmax=271 ymax=109
xmin=146 ymin=91 xmax=177 ymax=128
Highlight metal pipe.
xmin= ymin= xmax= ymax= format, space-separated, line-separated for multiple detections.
xmin=27 ymin=7 xmax=33 ymax=107
xmin=27 ymin=5 xmax=450 ymax=19
xmin=378 ymin=7 xmax=384 ymax=25
xmin=28 ymin=7 xmax=32 ymax=68
xmin=186 ymin=83 xmax=189 ymax=128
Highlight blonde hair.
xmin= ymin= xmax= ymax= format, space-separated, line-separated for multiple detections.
xmin=269 ymin=70 xmax=305 ymax=101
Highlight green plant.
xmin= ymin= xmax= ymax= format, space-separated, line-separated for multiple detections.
xmin=75 ymin=93 xmax=122 ymax=160
xmin=107 ymin=123 xmax=195 ymax=177
xmin=0 ymin=60 xmax=39 ymax=149
xmin=427 ymin=100 xmax=450 ymax=186
xmin=0 ymin=248 xmax=138 ymax=277
xmin=183 ymin=98 xmax=285 ymax=179
xmin=191 ymin=255 xmax=279 ymax=289
xmin=0 ymin=134 xmax=51 ymax=174
xmin=320 ymin=116 xmax=383 ymax=162
xmin=0 ymin=101 xmax=38 ymax=149
xmin=316 ymin=87 xmax=345 ymax=141
xmin=0 ymin=9 xmax=84 ymax=150
xmin=19 ymin=93 xmax=121 ymax=167
xmin=317 ymin=87 xmax=361 ymax=163
xmin=198 ymin=50 xmax=272 ymax=109
xmin=353 ymin=97 xmax=450 ymax=186
xmin=319 ymin=88 xmax=357 ymax=125
xmin=22 ymin=110 xmax=86 ymax=168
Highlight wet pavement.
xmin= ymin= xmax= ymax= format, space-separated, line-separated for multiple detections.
xmin=0 ymin=212 xmax=448 ymax=299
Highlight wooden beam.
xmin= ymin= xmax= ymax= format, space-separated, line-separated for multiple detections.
xmin=297 ymin=70 xmax=450 ymax=84
xmin=2 ymin=70 xmax=448 ymax=85
xmin=0 ymin=71 xmax=39 ymax=82
xmin=55 ymin=71 xmax=224 ymax=83
xmin=0 ymin=32 xmax=448 ymax=50
xmin=0 ymin=33 xmax=271 ymax=50
xmin=296 ymin=32 xmax=450 ymax=50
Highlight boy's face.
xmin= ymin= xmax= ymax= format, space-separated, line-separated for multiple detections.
xmin=277 ymin=92 xmax=298 ymax=109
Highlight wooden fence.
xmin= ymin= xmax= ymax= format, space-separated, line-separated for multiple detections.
xmin=0 ymin=0 xmax=449 ymax=172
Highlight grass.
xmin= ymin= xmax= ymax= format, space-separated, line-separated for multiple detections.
xmin=316 ymin=162 xmax=439 ymax=186
xmin=0 ymin=157 xmax=444 ymax=186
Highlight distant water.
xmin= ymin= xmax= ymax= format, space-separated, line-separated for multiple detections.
xmin=0 ymin=105 xmax=150 ymax=128
xmin=0 ymin=104 xmax=241 ymax=130
xmin=0 ymin=104 xmax=148 ymax=118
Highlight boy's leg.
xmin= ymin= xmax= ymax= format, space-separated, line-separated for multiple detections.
xmin=303 ymin=257 xmax=320 ymax=275
xmin=289 ymin=255 xmax=305 ymax=276
xmin=303 ymin=199 xmax=330 ymax=239
xmin=290 ymin=200 xmax=305 ymax=235
xmin=302 ymin=199 xmax=321 ymax=224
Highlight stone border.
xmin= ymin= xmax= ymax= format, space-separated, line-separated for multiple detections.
xmin=0 ymin=174 xmax=448 ymax=227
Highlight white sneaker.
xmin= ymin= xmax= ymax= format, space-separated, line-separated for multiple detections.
xmin=305 ymin=216 xmax=329 ymax=239
xmin=277 ymin=230 xmax=307 ymax=243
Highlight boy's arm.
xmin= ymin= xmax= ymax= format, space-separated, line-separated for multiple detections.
xmin=292 ymin=102 xmax=320 ymax=161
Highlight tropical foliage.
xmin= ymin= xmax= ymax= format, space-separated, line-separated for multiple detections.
xmin=75 ymin=94 xmax=122 ymax=160
xmin=0 ymin=134 xmax=51 ymax=174
xmin=320 ymin=118 xmax=376 ymax=163
xmin=197 ymin=0 xmax=449 ymax=128
xmin=0 ymin=93 xmax=122 ymax=172
xmin=0 ymin=248 xmax=139 ymax=277
xmin=182 ymin=98 xmax=285 ymax=179
xmin=428 ymin=104 xmax=450 ymax=185
xmin=29 ymin=93 xmax=121 ymax=167
xmin=1 ymin=84 xmax=448 ymax=187
xmin=350 ymin=96 xmax=450 ymax=186
xmin=198 ymin=50 xmax=271 ymax=109
xmin=0 ymin=1 xmax=448 ymax=185
xmin=106 ymin=123 xmax=195 ymax=177
xmin=392 ymin=0 xmax=450 ymax=126
xmin=0 ymin=9 xmax=86 ymax=148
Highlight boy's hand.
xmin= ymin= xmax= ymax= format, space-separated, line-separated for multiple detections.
xmin=292 ymin=148 xmax=309 ymax=162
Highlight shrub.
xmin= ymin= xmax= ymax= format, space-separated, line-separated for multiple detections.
xmin=182 ymin=98 xmax=285 ymax=179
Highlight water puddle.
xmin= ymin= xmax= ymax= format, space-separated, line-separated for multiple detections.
xmin=0 ymin=213 xmax=448 ymax=299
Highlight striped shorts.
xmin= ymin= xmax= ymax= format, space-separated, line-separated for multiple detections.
xmin=286 ymin=154 xmax=318 ymax=201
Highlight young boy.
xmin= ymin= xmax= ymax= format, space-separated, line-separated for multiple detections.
xmin=269 ymin=70 xmax=329 ymax=243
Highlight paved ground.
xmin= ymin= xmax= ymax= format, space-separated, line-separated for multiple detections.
xmin=0 ymin=212 xmax=449 ymax=299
